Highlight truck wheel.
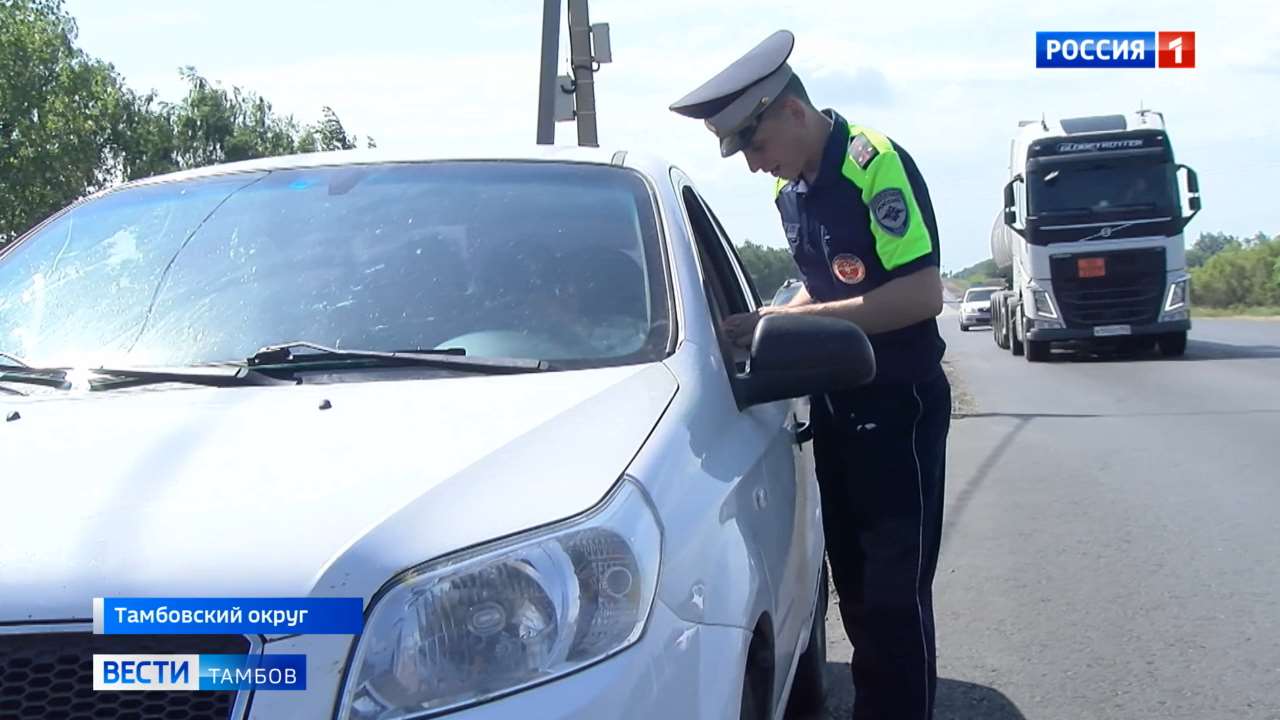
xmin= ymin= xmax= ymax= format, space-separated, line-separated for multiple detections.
xmin=1158 ymin=331 xmax=1187 ymax=357
xmin=1026 ymin=339 xmax=1050 ymax=362
xmin=1011 ymin=315 xmax=1025 ymax=356
xmin=785 ymin=565 xmax=827 ymax=717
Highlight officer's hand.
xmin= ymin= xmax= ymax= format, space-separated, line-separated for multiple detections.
xmin=722 ymin=310 xmax=763 ymax=348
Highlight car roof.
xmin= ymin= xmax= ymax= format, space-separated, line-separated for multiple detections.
xmin=112 ymin=145 xmax=679 ymax=192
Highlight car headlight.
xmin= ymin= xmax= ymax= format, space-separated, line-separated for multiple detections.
xmin=1164 ymin=278 xmax=1189 ymax=311
xmin=1029 ymin=286 xmax=1059 ymax=319
xmin=338 ymin=479 xmax=661 ymax=720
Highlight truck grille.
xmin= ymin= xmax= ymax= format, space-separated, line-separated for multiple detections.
xmin=1050 ymin=247 xmax=1166 ymax=326
xmin=0 ymin=630 xmax=249 ymax=720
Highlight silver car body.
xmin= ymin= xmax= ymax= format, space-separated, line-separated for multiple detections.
xmin=0 ymin=146 xmax=826 ymax=719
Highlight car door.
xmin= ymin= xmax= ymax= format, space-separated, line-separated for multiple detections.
xmin=678 ymin=181 xmax=821 ymax=704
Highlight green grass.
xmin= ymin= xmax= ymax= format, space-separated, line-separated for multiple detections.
xmin=1193 ymin=305 xmax=1280 ymax=318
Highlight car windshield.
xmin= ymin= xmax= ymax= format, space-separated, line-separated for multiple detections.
xmin=1028 ymin=160 xmax=1178 ymax=217
xmin=0 ymin=161 xmax=670 ymax=370
xmin=964 ymin=289 xmax=995 ymax=302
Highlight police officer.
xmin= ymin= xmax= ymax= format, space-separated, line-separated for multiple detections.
xmin=669 ymin=30 xmax=951 ymax=720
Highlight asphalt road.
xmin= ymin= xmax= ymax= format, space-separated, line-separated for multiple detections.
xmin=813 ymin=307 xmax=1280 ymax=719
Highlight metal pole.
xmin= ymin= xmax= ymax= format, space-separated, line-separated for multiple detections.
xmin=536 ymin=0 xmax=561 ymax=145
xmin=567 ymin=0 xmax=598 ymax=147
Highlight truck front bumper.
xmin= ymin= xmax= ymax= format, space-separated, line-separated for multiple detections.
xmin=1026 ymin=318 xmax=1190 ymax=342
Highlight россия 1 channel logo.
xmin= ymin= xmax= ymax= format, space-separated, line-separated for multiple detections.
xmin=1037 ymin=31 xmax=1195 ymax=69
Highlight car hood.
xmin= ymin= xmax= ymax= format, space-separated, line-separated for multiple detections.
xmin=0 ymin=364 xmax=677 ymax=623
xmin=963 ymin=301 xmax=992 ymax=311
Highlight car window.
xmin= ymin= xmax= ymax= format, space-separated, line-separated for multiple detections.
xmin=676 ymin=180 xmax=758 ymax=375
xmin=0 ymin=162 xmax=671 ymax=369
xmin=680 ymin=187 xmax=746 ymax=318
xmin=698 ymin=195 xmax=762 ymax=308
xmin=965 ymin=288 xmax=996 ymax=302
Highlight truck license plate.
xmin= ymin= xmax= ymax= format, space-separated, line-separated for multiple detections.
xmin=1078 ymin=257 xmax=1106 ymax=278
xmin=1093 ymin=324 xmax=1131 ymax=337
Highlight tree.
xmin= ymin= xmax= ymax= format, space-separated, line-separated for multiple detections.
xmin=1187 ymin=231 xmax=1240 ymax=269
xmin=296 ymin=105 xmax=376 ymax=152
xmin=0 ymin=0 xmax=133 ymax=242
xmin=1 ymin=0 xmax=372 ymax=246
xmin=735 ymin=240 xmax=797 ymax=300
xmin=163 ymin=67 xmax=309 ymax=169
xmin=949 ymin=257 xmax=1011 ymax=289
xmin=1242 ymin=231 xmax=1270 ymax=248
xmin=1191 ymin=234 xmax=1280 ymax=308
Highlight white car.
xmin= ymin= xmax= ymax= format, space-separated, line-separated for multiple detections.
xmin=769 ymin=279 xmax=803 ymax=307
xmin=959 ymin=286 xmax=1002 ymax=331
xmin=0 ymin=147 xmax=876 ymax=720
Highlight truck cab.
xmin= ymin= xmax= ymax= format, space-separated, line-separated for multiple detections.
xmin=991 ymin=111 xmax=1201 ymax=361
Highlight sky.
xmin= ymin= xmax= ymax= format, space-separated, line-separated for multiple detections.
xmin=63 ymin=0 xmax=1280 ymax=272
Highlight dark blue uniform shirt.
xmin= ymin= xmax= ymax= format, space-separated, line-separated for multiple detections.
xmin=775 ymin=110 xmax=946 ymax=384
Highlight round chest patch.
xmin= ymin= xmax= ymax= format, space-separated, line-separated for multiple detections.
xmin=831 ymin=254 xmax=866 ymax=285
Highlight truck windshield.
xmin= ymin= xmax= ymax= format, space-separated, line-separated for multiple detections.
xmin=0 ymin=162 xmax=670 ymax=370
xmin=1029 ymin=161 xmax=1177 ymax=217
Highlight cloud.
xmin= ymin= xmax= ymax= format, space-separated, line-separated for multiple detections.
xmin=59 ymin=0 xmax=1280 ymax=270
xmin=808 ymin=67 xmax=894 ymax=107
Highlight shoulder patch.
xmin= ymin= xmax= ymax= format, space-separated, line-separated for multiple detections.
xmin=870 ymin=188 xmax=910 ymax=237
xmin=849 ymin=132 xmax=879 ymax=170
xmin=831 ymin=253 xmax=866 ymax=285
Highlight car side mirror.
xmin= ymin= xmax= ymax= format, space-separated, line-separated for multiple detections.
xmin=1179 ymin=164 xmax=1202 ymax=223
xmin=1003 ymin=175 xmax=1024 ymax=231
xmin=739 ymin=314 xmax=875 ymax=407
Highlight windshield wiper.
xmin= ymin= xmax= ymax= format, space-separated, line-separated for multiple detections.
xmin=88 ymin=365 xmax=299 ymax=391
xmin=1095 ymin=203 xmax=1159 ymax=212
xmin=1034 ymin=209 xmax=1093 ymax=217
xmin=0 ymin=368 xmax=71 ymax=391
xmin=244 ymin=341 xmax=549 ymax=373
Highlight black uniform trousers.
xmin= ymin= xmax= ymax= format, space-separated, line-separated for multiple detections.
xmin=812 ymin=367 xmax=951 ymax=720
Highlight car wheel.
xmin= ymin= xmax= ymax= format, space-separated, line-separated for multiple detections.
xmin=785 ymin=565 xmax=827 ymax=717
xmin=740 ymin=668 xmax=765 ymax=720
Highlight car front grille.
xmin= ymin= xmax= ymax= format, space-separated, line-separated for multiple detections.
xmin=1050 ymin=247 xmax=1166 ymax=326
xmin=0 ymin=629 xmax=250 ymax=720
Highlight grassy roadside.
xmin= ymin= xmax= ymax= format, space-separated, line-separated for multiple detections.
xmin=1193 ymin=306 xmax=1280 ymax=319
xmin=943 ymin=358 xmax=977 ymax=418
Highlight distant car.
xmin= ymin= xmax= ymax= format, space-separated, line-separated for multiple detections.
xmin=770 ymin=278 xmax=803 ymax=307
xmin=959 ymin=285 xmax=1002 ymax=331
xmin=0 ymin=147 xmax=877 ymax=719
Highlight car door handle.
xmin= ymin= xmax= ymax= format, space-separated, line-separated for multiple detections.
xmin=793 ymin=420 xmax=813 ymax=445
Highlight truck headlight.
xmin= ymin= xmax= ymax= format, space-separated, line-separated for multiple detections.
xmin=1164 ymin=278 xmax=1189 ymax=311
xmin=1029 ymin=286 xmax=1059 ymax=319
xmin=338 ymin=480 xmax=661 ymax=720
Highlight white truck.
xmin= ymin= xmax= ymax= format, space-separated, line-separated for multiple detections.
xmin=989 ymin=110 xmax=1201 ymax=361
